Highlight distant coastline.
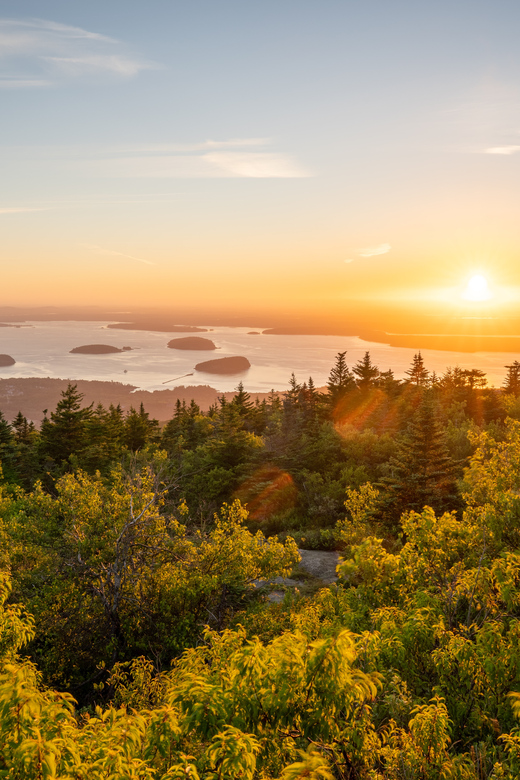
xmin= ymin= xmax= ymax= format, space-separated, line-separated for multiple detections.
xmin=0 ymin=377 xmax=285 ymax=426
xmin=2 ymin=304 xmax=520 ymax=354
xmin=264 ymin=327 xmax=520 ymax=354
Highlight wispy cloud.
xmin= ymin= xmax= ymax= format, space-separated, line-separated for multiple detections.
xmin=359 ymin=243 xmax=391 ymax=257
xmin=83 ymin=244 xmax=155 ymax=266
xmin=0 ymin=206 xmax=48 ymax=214
xmin=82 ymin=140 xmax=310 ymax=179
xmin=345 ymin=243 xmax=391 ymax=264
xmin=484 ymin=145 xmax=520 ymax=155
xmin=0 ymin=139 xmax=310 ymax=180
xmin=98 ymin=139 xmax=271 ymax=155
xmin=0 ymin=17 xmax=157 ymax=87
xmin=203 ymin=152 xmax=308 ymax=178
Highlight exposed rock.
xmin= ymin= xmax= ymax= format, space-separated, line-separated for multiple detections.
xmin=195 ymin=356 xmax=251 ymax=374
xmin=70 ymin=344 xmax=127 ymax=354
xmin=298 ymin=550 xmax=339 ymax=584
xmin=167 ymin=337 xmax=217 ymax=351
xmin=248 ymin=331 xmax=260 ymax=335
xmin=0 ymin=355 xmax=15 ymax=367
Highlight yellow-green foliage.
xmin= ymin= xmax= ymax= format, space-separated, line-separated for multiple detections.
xmin=6 ymin=415 xmax=520 ymax=777
xmin=2 ymin=468 xmax=299 ymax=689
xmin=0 ymin=584 xmax=380 ymax=779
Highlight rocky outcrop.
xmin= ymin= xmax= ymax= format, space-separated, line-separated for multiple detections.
xmin=194 ymin=356 xmax=251 ymax=374
xmin=0 ymin=355 xmax=15 ymax=367
xmin=70 ymin=344 xmax=128 ymax=354
xmin=167 ymin=337 xmax=217 ymax=350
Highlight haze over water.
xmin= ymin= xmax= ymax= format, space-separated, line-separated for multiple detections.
xmin=0 ymin=320 xmax=516 ymax=392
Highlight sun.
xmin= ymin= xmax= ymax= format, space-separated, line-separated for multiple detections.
xmin=462 ymin=274 xmax=492 ymax=302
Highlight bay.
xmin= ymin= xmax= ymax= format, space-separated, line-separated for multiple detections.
xmin=0 ymin=320 xmax=517 ymax=392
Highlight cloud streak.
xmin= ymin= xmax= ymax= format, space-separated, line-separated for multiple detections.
xmin=83 ymin=141 xmax=310 ymax=179
xmin=345 ymin=243 xmax=391 ymax=264
xmin=0 ymin=139 xmax=310 ymax=180
xmin=0 ymin=206 xmax=48 ymax=214
xmin=83 ymin=244 xmax=155 ymax=266
xmin=0 ymin=18 xmax=157 ymax=87
xmin=359 ymin=243 xmax=391 ymax=257
xmin=484 ymin=145 xmax=520 ymax=155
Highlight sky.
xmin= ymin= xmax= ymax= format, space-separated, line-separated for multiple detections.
xmin=2 ymin=1 xmax=520 ymax=321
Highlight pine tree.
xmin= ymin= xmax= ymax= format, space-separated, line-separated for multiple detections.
xmin=377 ymin=369 xmax=401 ymax=396
xmin=0 ymin=411 xmax=16 ymax=482
xmin=231 ymin=381 xmax=255 ymax=427
xmin=124 ymin=404 xmax=160 ymax=451
xmin=327 ymin=352 xmax=355 ymax=405
xmin=405 ymin=353 xmax=429 ymax=386
xmin=504 ymin=361 xmax=520 ymax=395
xmin=40 ymin=383 xmax=93 ymax=467
xmin=378 ymin=392 xmax=459 ymax=525
xmin=352 ymin=351 xmax=380 ymax=391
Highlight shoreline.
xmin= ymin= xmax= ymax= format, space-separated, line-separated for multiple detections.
xmin=0 ymin=377 xmax=286 ymax=426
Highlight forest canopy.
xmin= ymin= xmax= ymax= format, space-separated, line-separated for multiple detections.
xmin=2 ymin=352 xmax=520 ymax=777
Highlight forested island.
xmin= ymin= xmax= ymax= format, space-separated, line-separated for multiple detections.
xmin=167 ymin=336 xmax=217 ymax=350
xmin=0 ymin=355 xmax=15 ymax=367
xmin=195 ymin=355 xmax=251 ymax=373
xmin=3 ymin=350 xmax=520 ymax=776
xmin=70 ymin=344 xmax=132 ymax=354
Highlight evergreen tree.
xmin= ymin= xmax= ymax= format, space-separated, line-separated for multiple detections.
xmin=123 ymin=404 xmax=159 ymax=452
xmin=0 ymin=411 xmax=16 ymax=483
xmin=81 ymin=403 xmax=125 ymax=473
xmin=378 ymin=392 xmax=459 ymax=525
xmin=352 ymin=351 xmax=380 ymax=391
xmin=11 ymin=411 xmax=40 ymax=489
xmin=327 ymin=352 xmax=355 ymax=405
xmin=284 ymin=373 xmax=301 ymax=406
xmin=40 ymin=384 xmax=93 ymax=467
xmin=504 ymin=360 xmax=520 ymax=395
xmin=405 ymin=352 xmax=429 ymax=386
xmin=231 ymin=382 xmax=257 ymax=430
xmin=376 ymin=369 xmax=401 ymax=396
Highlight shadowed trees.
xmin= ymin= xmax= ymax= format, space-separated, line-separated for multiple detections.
xmin=378 ymin=391 xmax=460 ymax=525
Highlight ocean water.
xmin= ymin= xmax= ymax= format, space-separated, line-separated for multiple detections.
xmin=0 ymin=320 xmax=516 ymax=392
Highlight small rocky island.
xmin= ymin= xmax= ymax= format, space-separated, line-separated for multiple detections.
xmin=70 ymin=344 xmax=132 ymax=355
xmin=194 ymin=356 xmax=251 ymax=374
xmin=167 ymin=337 xmax=217 ymax=350
xmin=0 ymin=355 xmax=15 ymax=367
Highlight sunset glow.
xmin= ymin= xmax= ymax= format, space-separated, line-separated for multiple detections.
xmin=462 ymin=275 xmax=492 ymax=302
xmin=0 ymin=2 xmax=518 ymax=323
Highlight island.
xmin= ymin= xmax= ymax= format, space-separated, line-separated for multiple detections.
xmin=0 ymin=355 xmax=15 ymax=367
xmin=70 ymin=344 xmax=132 ymax=355
xmin=167 ymin=337 xmax=217 ymax=350
xmin=194 ymin=356 xmax=251 ymax=374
